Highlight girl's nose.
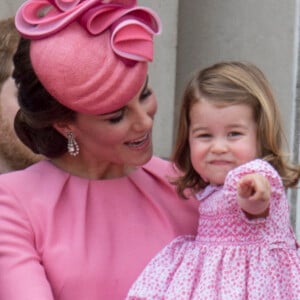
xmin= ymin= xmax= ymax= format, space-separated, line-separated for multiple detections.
xmin=211 ymin=138 xmax=228 ymax=154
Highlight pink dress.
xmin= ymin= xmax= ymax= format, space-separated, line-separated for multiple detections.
xmin=0 ymin=156 xmax=199 ymax=300
xmin=126 ymin=159 xmax=300 ymax=299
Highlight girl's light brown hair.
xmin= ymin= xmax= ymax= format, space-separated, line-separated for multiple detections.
xmin=172 ymin=61 xmax=300 ymax=198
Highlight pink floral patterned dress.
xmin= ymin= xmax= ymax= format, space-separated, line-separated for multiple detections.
xmin=126 ymin=159 xmax=300 ymax=299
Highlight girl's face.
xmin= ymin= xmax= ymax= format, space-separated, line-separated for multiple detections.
xmin=67 ymin=78 xmax=157 ymax=178
xmin=189 ymin=99 xmax=258 ymax=186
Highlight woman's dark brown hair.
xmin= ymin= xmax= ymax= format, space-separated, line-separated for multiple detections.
xmin=13 ymin=37 xmax=76 ymax=158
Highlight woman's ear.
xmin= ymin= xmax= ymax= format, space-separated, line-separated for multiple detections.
xmin=52 ymin=122 xmax=73 ymax=138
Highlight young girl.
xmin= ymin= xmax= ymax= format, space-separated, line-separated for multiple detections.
xmin=126 ymin=61 xmax=300 ymax=299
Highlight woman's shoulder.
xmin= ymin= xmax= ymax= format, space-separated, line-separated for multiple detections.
xmin=0 ymin=160 xmax=66 ymax=193
xmin=143 ymin=156 xmax=178 ymax=177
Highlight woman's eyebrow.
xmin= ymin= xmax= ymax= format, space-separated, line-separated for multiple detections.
xmin=100 ymin=109 xmax=122 ymax=117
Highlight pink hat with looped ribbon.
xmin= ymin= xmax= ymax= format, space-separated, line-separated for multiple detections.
xmin=15 ymin=0 xmax=161 ymax=114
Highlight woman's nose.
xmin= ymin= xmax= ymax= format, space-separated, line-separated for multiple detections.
xmin=132 ymin=105 xmax=154 ymax=132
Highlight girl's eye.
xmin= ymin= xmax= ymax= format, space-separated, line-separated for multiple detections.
xmin=197 ymin=133 xmax=212 ymax=139
xmin=228 ymin=131 xmax=242 ymax=137
xmin=140 ymin=88 xmax=152 ymax=100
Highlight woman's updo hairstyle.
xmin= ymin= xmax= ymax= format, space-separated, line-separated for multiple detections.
xmin=13 ymin=37 xmax=76 ymax=158
xmin=13 ymin=0 xmax=162 ymax=158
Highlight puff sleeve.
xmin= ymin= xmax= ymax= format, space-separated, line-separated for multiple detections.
xmin=223 ymin=159 xmax=286 ymax=222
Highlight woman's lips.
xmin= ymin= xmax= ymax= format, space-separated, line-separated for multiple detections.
xmin=125 ymin=132 xmax=151 ymax=150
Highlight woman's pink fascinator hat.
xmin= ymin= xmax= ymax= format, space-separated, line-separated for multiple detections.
xmin=15 ymin=0 xmax=161 ymax=114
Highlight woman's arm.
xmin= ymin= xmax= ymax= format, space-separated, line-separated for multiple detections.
xmin=0 ymin=187 xmax=54 ymax=300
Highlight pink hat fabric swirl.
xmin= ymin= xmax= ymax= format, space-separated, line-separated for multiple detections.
xmin=15 ymin=0 xmax=161 ymax=114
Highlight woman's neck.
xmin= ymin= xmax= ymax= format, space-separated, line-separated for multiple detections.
xmin=51 ymin=154 xmax=136 ymax=180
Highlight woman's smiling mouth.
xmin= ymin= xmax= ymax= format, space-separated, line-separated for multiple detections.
xmin=125 ymin=132 xmax=151 ymax=149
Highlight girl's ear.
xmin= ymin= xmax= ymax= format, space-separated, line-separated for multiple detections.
xmin=52 ymin=122 xmax=73 ymax=138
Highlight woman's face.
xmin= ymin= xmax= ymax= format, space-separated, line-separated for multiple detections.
xmin=68 ymin=78 xmax=157 ymax=176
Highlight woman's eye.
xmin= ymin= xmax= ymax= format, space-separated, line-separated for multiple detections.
xmin=108 ymin=113 xmax=124 ymax=124
xmin=140 ymin=88 xmax=152 ymax=100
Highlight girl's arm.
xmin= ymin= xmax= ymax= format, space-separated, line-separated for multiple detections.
xmin=237 ymin=173 xmax=271 ymax=218
xmin=224 ymin=159 xmax=286 ymax=221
